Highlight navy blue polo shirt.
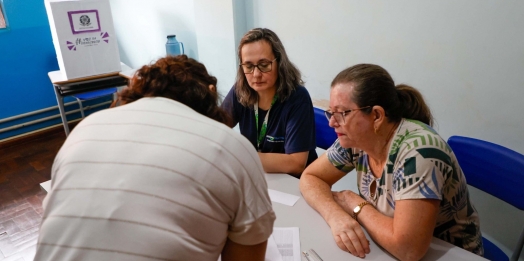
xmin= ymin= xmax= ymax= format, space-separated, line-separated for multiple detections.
xmin=222 ymin=85 xmax=318 ymax=168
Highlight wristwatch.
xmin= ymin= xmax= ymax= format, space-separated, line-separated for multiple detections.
xmin=353 ymin=201 xmax=372 ymax=221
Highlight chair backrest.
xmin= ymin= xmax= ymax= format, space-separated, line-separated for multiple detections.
xmin=448 ymin=135 xmax=524 ymax=261
xmin=447 ymin=136 xmax=524 ymax=210
xmin=314 ymin=107 xmax=337 ymax=150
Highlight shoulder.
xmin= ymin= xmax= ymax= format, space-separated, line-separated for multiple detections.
xmin=291 ymin=85 xmax=311 ymax=98
xmin=391 ymin=119 xmax=453 ymax=166
xmin=282 ymin=85 xmax=312 ymax=105
xmin=222 ymin=85 xmax=243 ymax=112
xmin=393 ymin=119 xmax=442 ymax=147
xmin=78 ymin=97 xmax=161 ymax=125
xmin=224 ymin=85 xmax=238 ymax=100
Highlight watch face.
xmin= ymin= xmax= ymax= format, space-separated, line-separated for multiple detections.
xmin=353 ymin=206 xmax=361 ymax=213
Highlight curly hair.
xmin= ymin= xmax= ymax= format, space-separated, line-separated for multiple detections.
xmin=119 ymin=55 xmax=232 ymax=126
xmin=235 ymin=28 xmax=304 ymax=107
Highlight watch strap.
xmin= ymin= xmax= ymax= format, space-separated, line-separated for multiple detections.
xmin=353 ymin=201 xmax=372 ymax=221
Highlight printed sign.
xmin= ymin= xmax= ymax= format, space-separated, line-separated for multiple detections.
xmin=68 ymin=10 xmax=101 ymax=34
xmin=45 ymin=0 xmax=121 ymax=80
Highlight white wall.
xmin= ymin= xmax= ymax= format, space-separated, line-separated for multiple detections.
xmin=109 ymin=0 xmax=198 ymax=69
xmin=242 ymin=0 xmax=524 ymax=257
xmin=193 ymin=0 xmax=237 ymax=96
xmin=110 ymin=0 xmax=238 ymax=97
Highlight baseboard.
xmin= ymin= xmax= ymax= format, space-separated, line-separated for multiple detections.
xmin=0 ymin=120 xmax=80 ymax=150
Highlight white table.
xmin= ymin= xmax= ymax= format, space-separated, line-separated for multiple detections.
xmin=265 ymin=174 xmax=487 ymax=261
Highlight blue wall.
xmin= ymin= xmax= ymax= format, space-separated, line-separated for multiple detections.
xmin=0 ymin=0 xmax=110 ymax=140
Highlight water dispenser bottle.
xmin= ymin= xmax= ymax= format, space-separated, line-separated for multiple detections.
xmin=166 ymin=35 xmax=185 ymax=56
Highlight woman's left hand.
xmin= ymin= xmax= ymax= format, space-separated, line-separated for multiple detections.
xmin=332 ymin=190 xmax=366 ymax=214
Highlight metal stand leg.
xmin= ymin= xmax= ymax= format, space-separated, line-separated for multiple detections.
xmin=75 ymin=97 xmax=85 ymax=118
xmin=53 ymin=84 xmax=70 ymax=136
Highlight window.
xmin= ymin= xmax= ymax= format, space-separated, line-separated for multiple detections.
xmin=0 ymin=1 xmax=6 ymax=29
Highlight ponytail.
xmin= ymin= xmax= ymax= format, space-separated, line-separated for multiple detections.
xmin=396 ymin=84 xmax=433 ymax=126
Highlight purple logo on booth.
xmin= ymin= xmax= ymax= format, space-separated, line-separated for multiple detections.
xmin=101 ymin=32 xmax=109 ymax=43
xmin=65 ymin=32 xmax=109 ymax=51
xmin=66 ymin=41 xmax=76 ymax=51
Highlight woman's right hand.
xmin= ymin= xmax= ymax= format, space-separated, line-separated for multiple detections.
xmin=328 ymin=194 xmax=370 ymax=258
xmin=299 ymin=154 xmax=368 ymax=257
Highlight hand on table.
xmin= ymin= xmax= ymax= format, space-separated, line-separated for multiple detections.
xmin=332 ymin=190 xmax=367 ymax=213
xmin=329 ymin=192 xmax=370 ymax=258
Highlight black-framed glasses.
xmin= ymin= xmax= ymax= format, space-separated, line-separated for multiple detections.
xmin=324 ymin=106 xmax=371 ymax=124
xmin=240 ymin=58 xmax=277 ymax=74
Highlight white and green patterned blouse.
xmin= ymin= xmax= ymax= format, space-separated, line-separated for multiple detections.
xmin=326 ymin=119 xmax=484 ymax=256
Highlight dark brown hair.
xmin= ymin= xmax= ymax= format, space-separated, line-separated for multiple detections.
xmin=331 ymin=64 xmax=434 ymax=126
xmin=119 ymin=55 xmax=232 ymax=126
xmin=235 ymin=28 xmax=304 ymax=107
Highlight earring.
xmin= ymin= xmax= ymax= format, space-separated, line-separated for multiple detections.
xmin=374 ymin=126 xmax=378 ymax=134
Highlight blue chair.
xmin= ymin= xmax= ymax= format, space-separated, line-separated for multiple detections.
xmin=448 ymin=136 xmax=524 ymax=261
xmin=314 ymin=107 xmax=337 ymax=150
xmin=73 ymin=88 xmax=118 ymax=118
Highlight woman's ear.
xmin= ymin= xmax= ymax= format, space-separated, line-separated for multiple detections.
xmin=209 ymin=84 xmax=216 ymax=93
xmin=372 ymin=105 xmax=386 ymax=128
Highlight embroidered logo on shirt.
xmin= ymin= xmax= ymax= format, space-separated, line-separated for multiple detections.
xmin=266 ymin=136 xmax=285 ymax=143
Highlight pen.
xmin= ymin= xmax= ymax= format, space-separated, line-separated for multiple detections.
xmin=308 ymin=248 xmax=324 ymax=261
xmin=302 ymin=251 xmax=312 ymax=261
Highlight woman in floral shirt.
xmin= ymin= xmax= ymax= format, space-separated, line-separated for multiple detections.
xmin=300 ymin=64 xmax=483 ymax=261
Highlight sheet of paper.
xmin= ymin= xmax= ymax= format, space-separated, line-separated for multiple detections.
xmin=268 ymin=189 xmax=300 ymax=206
xmin=273 ymin=227 xmax=301 ymax=261
xmin=265 ymin=234 xmax=283 ymax=261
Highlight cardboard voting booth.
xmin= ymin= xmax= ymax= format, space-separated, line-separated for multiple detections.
xmin=45 ymin=0 xmax=121 ymax=80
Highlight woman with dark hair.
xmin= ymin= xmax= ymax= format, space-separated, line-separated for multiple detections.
xmin=221 ymin=28 xmax=317 ymax=177
xmin=299 ymin=64 xmax=483 ymax=260
xmin=35 ymin=55 xmax=275 ymax=261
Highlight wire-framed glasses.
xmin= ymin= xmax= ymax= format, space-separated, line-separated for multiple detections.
xmin=240 ymin=58 xmax=277 ymax=74
xmin=324 ymin=106 xmax=371 ymax=124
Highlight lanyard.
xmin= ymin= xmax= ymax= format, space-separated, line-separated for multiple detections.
xmin=254 ymin=95 xmax=278 ymax=151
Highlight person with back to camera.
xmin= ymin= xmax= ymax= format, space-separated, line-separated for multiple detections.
xmin=34 ymin=55 xmax=276 ymax=261
xmin=299 ymin=64 xmax=483 ymax=260
xmin=221 ymin=28 xmax=317 ymax=177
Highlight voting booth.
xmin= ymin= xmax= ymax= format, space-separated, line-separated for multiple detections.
xmin=45 ymin=0 xmax=121 ymax=80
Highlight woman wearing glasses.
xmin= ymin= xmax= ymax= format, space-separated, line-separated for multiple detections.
xmin=299 ymin=64 xmax=483 ymax=260
xmin=222 ymin=28 xmax=317 ymax=177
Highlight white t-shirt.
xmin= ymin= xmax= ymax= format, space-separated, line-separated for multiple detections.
xmin=35 ymin=97 xmax=276 ymax=261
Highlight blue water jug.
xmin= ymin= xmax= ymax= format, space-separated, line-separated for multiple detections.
xmin=166 ymin=35 xmax=185 ymax=56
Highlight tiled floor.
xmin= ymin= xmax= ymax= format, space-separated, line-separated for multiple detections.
xmin=0 ymin=132 xmax=65 ymax=260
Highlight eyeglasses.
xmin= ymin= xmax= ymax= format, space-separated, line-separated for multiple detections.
xmin=240 ymin=58 xmax=277 ymax=74
xmin=324 ymin=106 xmax=371 ymax=124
